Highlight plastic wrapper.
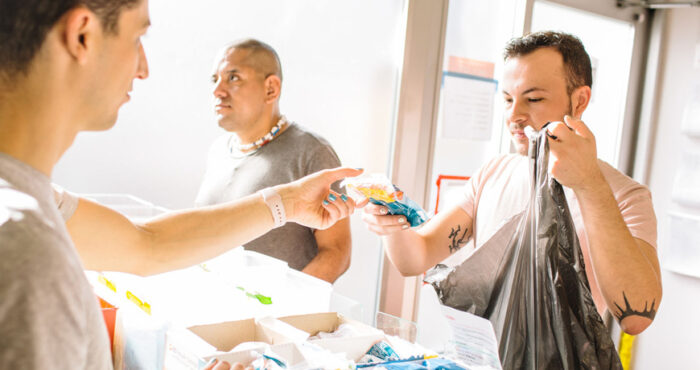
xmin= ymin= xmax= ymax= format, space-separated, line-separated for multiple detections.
xmin=424 ymin=126 xmax=622 ymax=369
xmin=341 ymin=174 xmax=428 ymax=227
xmin=359 ymin=340 xmax=401 ymax=363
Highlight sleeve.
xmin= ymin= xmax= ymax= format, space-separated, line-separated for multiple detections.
xmin=304 ymin=140 xmax=343 ymax=194
xmin=51 ymin=184 xmax=79 ymax=221
xmin=455 ymin=156 xmax=499 ymax=219
xmin=615 ymin=184 xmax=658 ymax=249
xmin=457 ymin=177 xmax=477 ymax=219
xmin=600 ymin=161 xmax=658 ymax=250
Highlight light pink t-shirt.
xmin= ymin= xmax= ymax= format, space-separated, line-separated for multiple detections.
xmin=457 ymin=154 xmax=657 ymax=314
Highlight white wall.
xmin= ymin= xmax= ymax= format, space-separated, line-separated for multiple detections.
xmin=53 ymin=0 xmax=407 ymax=324
xmin=633 ymin=8 xmax=700 ymax=370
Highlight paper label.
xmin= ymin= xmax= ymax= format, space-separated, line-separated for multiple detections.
xmin=440 ymin=305 xmax=502 ymax=370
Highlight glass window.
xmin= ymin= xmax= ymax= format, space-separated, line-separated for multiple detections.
xmin=531 ymin=1 xmax=636 ymax=167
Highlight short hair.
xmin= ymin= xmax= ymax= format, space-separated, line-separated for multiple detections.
xmin=0 ymin=0 xmax=141 ymax=82
xmin=224 ymin=38 xmax=283 ymax=82
xmin=504 ymin=31 xmax=592 ymax=95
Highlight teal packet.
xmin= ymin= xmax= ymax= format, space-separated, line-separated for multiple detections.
xmin=341 ymin=174 xmax=428 ymax=227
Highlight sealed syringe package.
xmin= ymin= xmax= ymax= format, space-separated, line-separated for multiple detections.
xmin=341 ymin=174 xmax=428 ymax=227
xmin=424 ymin=126 xmax=622 ymax=369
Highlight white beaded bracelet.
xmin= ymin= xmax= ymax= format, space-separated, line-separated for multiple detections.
xmin=260 ymin=187 xmax=286 ymax=228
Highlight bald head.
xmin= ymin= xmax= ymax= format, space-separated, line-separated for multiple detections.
xmin=221 ymin=39 xmax=282 ymax=82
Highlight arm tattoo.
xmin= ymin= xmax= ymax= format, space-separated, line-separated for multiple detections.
xmin=613 ymin=291 xmax=657 ymax=322
xmin=448 ymin=225 xmax=469 ymax=254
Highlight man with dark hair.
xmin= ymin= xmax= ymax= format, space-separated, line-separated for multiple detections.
xmin=362 ymin=31 xmax=661 ymax=337
xmin=196 ymin=39 xmax=351 ymax=283
xmin=0 ymin=0 xmax=141 ymax=81
xmin=0 ymin=1 xmax=358 ymax=368
xmin=503 ymin=31 xmax=593 ymax=96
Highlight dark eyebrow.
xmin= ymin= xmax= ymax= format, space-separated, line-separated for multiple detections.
xmin=522 ymin=87 xmax=546 ymax=94
xmin=502 ymin=87 xmax=546 ymax=96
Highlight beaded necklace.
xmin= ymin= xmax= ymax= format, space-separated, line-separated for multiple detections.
xmin=230 ymin=115 xmax=288 ymax=154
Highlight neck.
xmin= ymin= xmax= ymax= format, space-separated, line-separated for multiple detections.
xmin=0 ymin=89 xmax=78 ymax=177
xmin=232 ymin=113 xmax=289 ymax=153
xmin=236 ymin=113 xmax=282 ymax=145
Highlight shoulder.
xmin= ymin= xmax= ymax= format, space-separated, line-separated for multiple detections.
xmin=484 ymin=153 xmax=522 ymax=171
xmin=0 ymin=206 xmax=65 ymax=286
xmin=280 ymin=123 xmax=340 ymax=162
xmin=283 ymin=123 xmax=335 ymax=149
xmin=597 ymin=160 xmax=652 ymax=202
xmin=0 ymin=186 xmax=45 ymax=234
xmin=473 ymin=153 xmax=525 ymax=182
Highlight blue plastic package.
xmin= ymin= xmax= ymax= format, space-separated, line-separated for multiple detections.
xmin=341 ymin=174 xmax=428 ymax=227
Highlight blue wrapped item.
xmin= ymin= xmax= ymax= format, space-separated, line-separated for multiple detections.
xmin=365 ymin=340 xmax=400 ymax=361
xmin=341 ymin=174 xmax=428 ymax=227
xmin=381 ymin=358 xmax=466 ymax=369
xmin=358 ymin=357 xmax=466 ymax=369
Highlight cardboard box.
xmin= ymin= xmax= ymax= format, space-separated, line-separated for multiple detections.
xmin=164 ymin=317 xmax=309 ymax=370
xmin=277 ymin=312 xmax=385 ymax=361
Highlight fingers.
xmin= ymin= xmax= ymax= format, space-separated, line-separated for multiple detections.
xmin=204 ymin=359 xmax=232 ymax=370
xmin=364 ymin=202 xmax=388 ymax=215
xmin=322 ymin=190 xmax=356 ymax=221
xmin=564 ymin=115 xmax=594 ymax=138
xmin=545 ymin=116 xmax=594 ymax=143
xmin=545 ymin=121 xmax=572 ymax=141
xmin=356 ymin=197 xmax=370 ymax=208
xmin=361 ymin=208 xmax=410 ymax=235
xmin=320 ymin=167 xmax=364 ymax=184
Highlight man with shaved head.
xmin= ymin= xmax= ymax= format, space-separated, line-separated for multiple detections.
xmin=196 ymin=39 xmax=352 ymax=283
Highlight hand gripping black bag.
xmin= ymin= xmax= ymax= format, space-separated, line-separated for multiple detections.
xmin=424 ymin=127 xmax=622 ymax=369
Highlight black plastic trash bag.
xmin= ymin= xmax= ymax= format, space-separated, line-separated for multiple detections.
xmin=424 ymin=126 xmax=622 ymax=369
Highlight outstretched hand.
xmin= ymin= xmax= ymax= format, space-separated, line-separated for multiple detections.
xmin=277 ymin=167 xmax=363 ymax=229
xmin=545 ymin=115 xmax=605 ymax=193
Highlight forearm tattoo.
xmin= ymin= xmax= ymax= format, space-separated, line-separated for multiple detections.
xmin=448 ymin=225 xmax=469 ymax=254
xmin=613 ymin=291 xmax=657 ymax=322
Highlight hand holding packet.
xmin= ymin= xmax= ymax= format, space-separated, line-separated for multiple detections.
xmin=341 ymin=174 xmax=428 ymax=227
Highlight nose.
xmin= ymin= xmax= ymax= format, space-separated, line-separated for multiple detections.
xmin=136 ymin=42 xmax=149 ymax=80
xmin=212 ymin=78 xmax=227 ymax=99
xmin=507 ymin=98 xmax=527 ymax=126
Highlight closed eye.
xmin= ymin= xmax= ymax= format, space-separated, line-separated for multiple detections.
xmin=528 ymin=98 xmax=544 ymax=102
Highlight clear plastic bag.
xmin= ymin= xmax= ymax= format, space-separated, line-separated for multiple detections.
xmin=424 ymin=127 xmax=622 ymax=369
xmin=341 ymin=174 xmax=428 ymax=227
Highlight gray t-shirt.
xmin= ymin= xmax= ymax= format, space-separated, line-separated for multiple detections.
xmin=195 ymin=123 xmax=342 ymax=270
xmin=0 ymin=153 xmax=111 ymax=369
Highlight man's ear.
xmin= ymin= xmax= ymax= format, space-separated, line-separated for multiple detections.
xmin=264 ymin=75 xmax=282 ymax=103
xmin=62 ymin=7 xmax=100 ymax=65
xmin=570 ymin=85 xmax=591 ymax=119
